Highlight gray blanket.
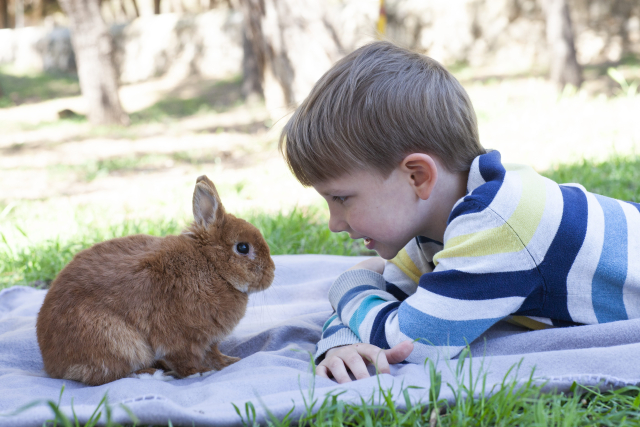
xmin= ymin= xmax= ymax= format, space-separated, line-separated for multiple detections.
xmin=2 ymin=254 xmax=640 ymax=426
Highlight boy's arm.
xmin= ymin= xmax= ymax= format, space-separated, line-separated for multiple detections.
xmin=329 ymin=207 xmax=545 ymax=362
xmin=314 ymin=239 xmax=431 ymax=363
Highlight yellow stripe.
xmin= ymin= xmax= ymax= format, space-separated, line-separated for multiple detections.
xmin=388 ymin=249 xmax=421 ymax=284
xmin=434 ymin=165 xmax=547 ymax=264
xmin=507 ymin=316 xmax=555 ymax=330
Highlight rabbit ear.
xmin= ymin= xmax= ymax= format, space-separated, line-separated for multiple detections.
xmin=192 ymin=175 xmax=225 ymax=228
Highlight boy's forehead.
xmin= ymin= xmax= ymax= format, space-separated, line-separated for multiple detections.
xmin=312 ymin=169 xmax=388 ymax=194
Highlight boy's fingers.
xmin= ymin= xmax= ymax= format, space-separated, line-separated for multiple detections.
xmin=360 ymin=347 xmax=391 ymax=374
xmin=384 ymin=340 xmax=414 ymax=364
xmin=316 ymin=364 xmax=330 ymax=379
xmin=324 ymin=358 xmax=352 ymax=384
xmin=341 ymin=354 xmax=370 ymax=380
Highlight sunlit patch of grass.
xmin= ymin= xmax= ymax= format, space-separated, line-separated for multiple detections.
xmin=129 ymin=76 xmax=244 ymax=124
xmin=49 ymin=154 xmax=175 ymax=182
xmin=0 ymin=66 xmax=80 ymax=108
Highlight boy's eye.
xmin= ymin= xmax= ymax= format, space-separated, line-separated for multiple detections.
xmin=332 ymin=196 xmax=348 ymax=204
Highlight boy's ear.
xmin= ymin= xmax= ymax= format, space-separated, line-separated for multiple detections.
xmin=400 ymin=153 xmax=438 ymax=200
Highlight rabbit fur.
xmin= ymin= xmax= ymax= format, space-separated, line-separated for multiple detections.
xmin=36 ymin=175 xmax=275 ymax=386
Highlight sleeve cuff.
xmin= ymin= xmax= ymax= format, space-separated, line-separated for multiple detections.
xmin=328 ymin=269 xmax=386 ymax=311
xmin=314 ymin=327 xmax=362 ymax=364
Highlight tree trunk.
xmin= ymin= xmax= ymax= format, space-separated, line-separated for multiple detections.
xmin=131 ymin=0 xmax=140 ymax=17
xmin=239 ymin=0 xmax=264 ymax=102
xmin=58 ymin=0 xmax=129 ymax=125
xmin=544 ymin=0 xmax=582 ymax=90
xmin=153 ymin=0 xmax=160 ymax=14
xmin=0 ymin=0 xmax=8 ymax=29
xmin=15 ymin=0 xmax=24 ymax=28
xmin=238 ymin=0 xmax=343 ymax=115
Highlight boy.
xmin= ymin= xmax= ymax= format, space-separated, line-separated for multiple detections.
xmin=279 ymin=41 xmax=640 ymax=384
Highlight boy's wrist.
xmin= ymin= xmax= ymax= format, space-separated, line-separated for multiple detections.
xmin=315 ymin=328 xmax=361 ymax=364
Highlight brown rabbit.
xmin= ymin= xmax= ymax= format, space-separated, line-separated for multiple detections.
xmin=36 ymin=175 xmax=275 ymax=386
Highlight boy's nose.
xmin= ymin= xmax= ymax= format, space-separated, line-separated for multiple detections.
xmin=328 ymin=215 xmax=349 ymax=233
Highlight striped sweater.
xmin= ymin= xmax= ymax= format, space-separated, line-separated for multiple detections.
xmin=315 ymin=150 xmax=640 ymax=364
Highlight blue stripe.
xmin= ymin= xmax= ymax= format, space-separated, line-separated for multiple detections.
xmin=592 ymin=195 xmax=628 ymax=323
xmin=322 ymin=314 xmax=338 ymax=331
xmin=385 ymin=281 xmax=409 ymax=301
xmin=537 ymin=185 xmax=589 ymax=322
xmin=448 ymin=152 xmax=506 ymax=224
xmin=323 ymin=325 xmax=346 ymax=338
xmin=337 ymin=285 xmax=379 ymax=319
xmin=369 ymin=301 xmax=401 ymax=349
xmin=416 ymin=236 xmax=443 ymax=246
xmin=551 ymin=318 xmax=583 ymax=327
xmin=348 ymin=295 xmax=386 ymax=340
xmin=398 ymin=303 xmax=503 ymax=346
xmin=419 ymin=268 xmax=543 ymax=300
xmin=479 ymin=150 xmax=505 ymax=183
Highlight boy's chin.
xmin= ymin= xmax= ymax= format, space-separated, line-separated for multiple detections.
xmin=373 ymin=246 xmax=400 ymax=261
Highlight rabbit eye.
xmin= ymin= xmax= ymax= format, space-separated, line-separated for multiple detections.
xmin=236 ymin=242 xmax=250 ymax=255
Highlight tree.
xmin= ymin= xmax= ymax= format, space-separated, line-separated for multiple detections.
xmin=544 ymin=0 xmax=582 ymax=90
xmin=57 ymin=0 xmax=129 ymax=125
xmin=238 ymin=0 xmax=343 ymax=115
xmin=0 ymin=0 xmax=8 ymax=29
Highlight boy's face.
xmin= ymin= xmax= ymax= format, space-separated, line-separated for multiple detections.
xmin=313 ymin=167 xmax=426 ymax=260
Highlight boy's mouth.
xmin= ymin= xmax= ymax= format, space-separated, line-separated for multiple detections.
xmin=363 ymin=237 xmax=375 ymax=249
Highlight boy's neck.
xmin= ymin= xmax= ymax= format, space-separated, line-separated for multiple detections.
xmin=420 ymin=167 xmax=469 ymax=244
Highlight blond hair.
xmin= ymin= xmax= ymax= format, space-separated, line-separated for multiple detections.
xmin=279 ymin=41 xmax=485 ymax=186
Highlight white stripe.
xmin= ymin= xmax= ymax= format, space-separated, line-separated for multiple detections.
xmin=445 ymin=170 xmax=523 ymax=243
xmin=444 ymin=204 xmax=507 ymax=245
xmin=621 ymin=202 xmax=640 ymax=319
xmin=466 ymin=156 xmax=485 ymax=192
xmin=566 ymin=191 xmax=603 ymax=325
xmin=526 ymin=177 xmax=564 ymax=264
xmin=383 ymin=262 xmax=419 ymax=294
xmin=434 ymin=245 xmax=537 ymax=274
xmin=404 ymin=287 xmax=525 ymax=321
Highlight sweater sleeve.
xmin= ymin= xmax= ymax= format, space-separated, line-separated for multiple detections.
xmin=328 ymin=205 xmax=546 ymax=363
xmin=313 ymin=239 xmax=430 ymax=363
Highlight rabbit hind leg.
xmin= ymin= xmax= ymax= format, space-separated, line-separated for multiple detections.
xmin=65 ymin=318 xmax=154 ymax=385
xmin=206 ymin=343 xmax=240 ymax=370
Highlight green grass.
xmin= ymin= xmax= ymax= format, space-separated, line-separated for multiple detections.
xmin=7 ymin=352 xmax=640 ymax=426
xmin=542 ymin=154 xmax=640 ymax=202
xmin=0 ymin=207 xmax=369 ymax=290
xmin=0 ymin=67 xmax=80 ymax=107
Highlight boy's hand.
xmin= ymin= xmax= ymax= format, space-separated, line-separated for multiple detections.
xmin=347 ymin=257 xmax=385 ymax=275
xmin=316 ymin=341 xmax=413 ymax=383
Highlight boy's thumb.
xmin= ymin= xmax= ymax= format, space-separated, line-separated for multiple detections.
xmin=384 ymin=340 xmax=414 ymax=364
